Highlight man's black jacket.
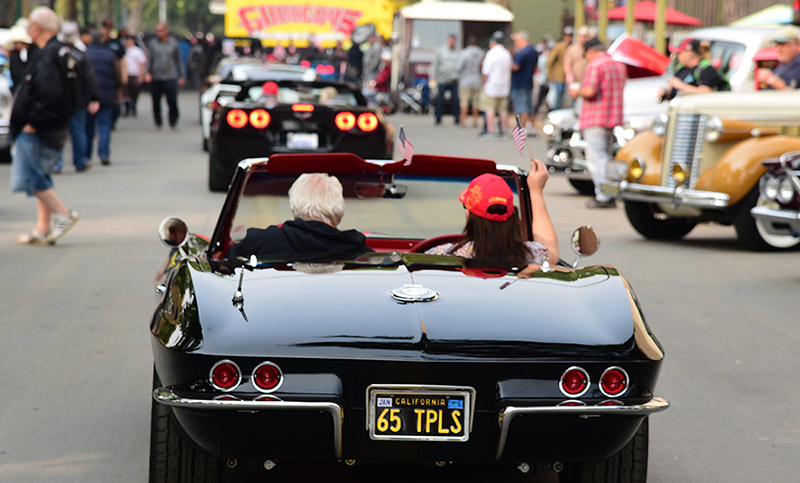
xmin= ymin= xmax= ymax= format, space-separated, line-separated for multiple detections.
xmin=228 ymin=219 xmax=372 ymax=261
xmin=10 ymin=37 xmax=72 ymax=149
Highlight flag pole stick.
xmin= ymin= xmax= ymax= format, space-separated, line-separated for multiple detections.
xmin=516 ymin=115 xmax=535 ymax=160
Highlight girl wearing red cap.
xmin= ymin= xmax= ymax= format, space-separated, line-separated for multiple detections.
xmin=426 ymin=158 xmax=559 ymax=268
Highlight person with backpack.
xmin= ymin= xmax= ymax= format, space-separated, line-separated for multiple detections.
xmin=9 ymin=7 xmax=80 ymax=245
xmin=658 ymin=39 xmax=727 ymax=102
xmin=53 ymin=20 xmax=100 ymax=173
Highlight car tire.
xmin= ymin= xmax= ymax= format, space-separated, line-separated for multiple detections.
xmin=208 ymin=151 xmax=228 ymax=192
xmin=568 ymin=178 xmax=595 ymax=196
xmin=624 ymin=201 xmax=696 ymax=240
xmin=560 ymin=418 xmax=648 ymax=483
xmin=0 ymin=146 xmax=11 ymax=164
xmin=149 ymin=370 xmax=221 ymax=483
xmin=734 ymin=187 xmax=800 ymax=251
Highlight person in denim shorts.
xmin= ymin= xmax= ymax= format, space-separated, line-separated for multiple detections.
xmin=9 ymin=7 xmax=79 ymax=245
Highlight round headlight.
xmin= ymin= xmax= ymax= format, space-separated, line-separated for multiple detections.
xmin=629 ymin=157 xmax=645 ymax=181
xmin=777 ymin=177 xmax=796 ymax=204
xmin=651 ymin=114 xmax=668 ymax=137
xmin=760 ymin=175 xmax=781 ymax=201
xmin=542 ymin=123 xmax=555 ymax=136
xmin=672 ymin=163 xmax=688 ymax=185
xmin=705 ymin=117 xmax=723 ymax=143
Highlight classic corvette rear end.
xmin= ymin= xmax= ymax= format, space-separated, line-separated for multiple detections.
xmin=207 ymin=80 xmax=394 ymax=192
xmin=150 ymin=154 xmax=667 ymax=482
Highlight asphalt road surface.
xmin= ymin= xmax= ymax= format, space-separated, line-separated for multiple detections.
xmin=0 ymin=92 xmax=798 ymax=482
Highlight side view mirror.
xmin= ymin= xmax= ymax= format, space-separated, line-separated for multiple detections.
xmin=570 ymin=225 xmax=599 ymax=268
xmin=158 ymin=217 xmax=189 ymax=249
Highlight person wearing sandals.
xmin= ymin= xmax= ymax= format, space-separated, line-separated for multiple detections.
xmin=9 ymin=7 xmax=79 ymax=245
xmin=425 ymin=158 xmax=559 ymax=269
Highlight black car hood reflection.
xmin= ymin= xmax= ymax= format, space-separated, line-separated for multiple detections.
xmin=181 ymin=256 xmax=634 ymax=359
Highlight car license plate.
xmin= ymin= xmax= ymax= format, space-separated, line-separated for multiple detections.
xmin=367 ymin=385 xmax=473 ymax=442
xmin=286 ymin=132 xmax=319 ymax=150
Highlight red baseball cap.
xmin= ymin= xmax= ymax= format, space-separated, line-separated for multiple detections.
xmin=458 ymin=173 xmax=514 ymax=222
xmin=262 ymin=81 xmax=279 ymax=96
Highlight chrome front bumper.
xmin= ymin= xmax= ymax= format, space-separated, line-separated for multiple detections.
xmin=495 ymin=396 xmax=669 ymax=459
xmin=545 ymin=146 xmax=591 ymax=180
xmin=750 ymin=205 xmax=800 ymax=237
xmin=601 ymin=180 xmax=730 ymax=209
xmin=153 ymin=387 xmax=344 ymax=458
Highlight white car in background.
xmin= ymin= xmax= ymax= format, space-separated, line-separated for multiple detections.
xmin=200 ymin=60 xmax=316 ymax=151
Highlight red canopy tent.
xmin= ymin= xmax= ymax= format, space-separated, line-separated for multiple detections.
xmin=605 ymin=1 xmax=702 ymax=26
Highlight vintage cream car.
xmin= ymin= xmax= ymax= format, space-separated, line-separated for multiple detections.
xmin=601 ymin=90 xmax=800 ymax=250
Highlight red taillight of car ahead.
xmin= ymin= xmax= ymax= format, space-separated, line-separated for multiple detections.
xmin=316 ymin=64 xmax=335 ymax=75
xmin=357 ymin=112 xmax=379 ymax=132
xmin=335 ymin=111 xmax=356 ymax=131
xmin=252 ymin=361 xmax=283 ymax=393
xmin=292 ymin=103 xmax=315 ymax=112
xmin=600 ymin=367 xmax=629 ymax=397
xmin=249 ymin=109 xmax=271 ymax=129
xmin=560 ymin=366 xmax=590 ymax=397
xmin=210 ymin=360 xmax=241 ymax=392
xmin=226 ymin=109 xmax=248 ymax=128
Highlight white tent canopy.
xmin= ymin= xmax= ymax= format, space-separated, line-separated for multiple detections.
xmin=400 ymin=0 xmax=514 ymax=22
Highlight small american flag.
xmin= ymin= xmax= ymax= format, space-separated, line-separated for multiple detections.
xmin=398 ymin=126 xmax=414 ymax=165
xmin=511 ymin=116 xmax=527 ymax=157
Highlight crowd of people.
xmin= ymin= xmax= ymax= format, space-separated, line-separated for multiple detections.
xmin=428 ymin=27 xmax=602 ymax=139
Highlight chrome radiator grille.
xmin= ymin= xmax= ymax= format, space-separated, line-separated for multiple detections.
xmin=666 ymin=114 xmax=706 ymax=188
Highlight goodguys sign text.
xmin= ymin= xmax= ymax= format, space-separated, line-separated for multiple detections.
xmin=238 ymin=5 xmax=363 ymax=35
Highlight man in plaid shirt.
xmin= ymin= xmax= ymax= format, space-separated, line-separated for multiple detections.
xmin=569 ymin=37 xmax=626 ymax=208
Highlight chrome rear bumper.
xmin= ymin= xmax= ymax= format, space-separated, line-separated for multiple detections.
xmin=495 ymin=396 xmax=669 ymax=459
xmin=153 ymin=387 xmax=344 ymax=458
xmin=601 ymin=181 xmax=729 ymax=209
xmin=750 ymin=205 xmax=800 ymax=237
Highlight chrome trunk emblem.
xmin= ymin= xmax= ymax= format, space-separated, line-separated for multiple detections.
xmin=390 ymin=284 xmax=438 ymax=303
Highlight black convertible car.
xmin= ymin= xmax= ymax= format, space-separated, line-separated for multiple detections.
xmin=150 ymin=153 xmax=668 ymax=482
xmin=207 ymin=80 xmax=394 ymax=192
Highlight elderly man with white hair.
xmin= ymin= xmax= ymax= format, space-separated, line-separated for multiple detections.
xmin=227 ymin=173 xmax=372 ymax=260
xmin=9 ymin=6 xmax=80 ymax=245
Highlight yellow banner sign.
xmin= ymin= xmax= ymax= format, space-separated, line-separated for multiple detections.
xmin=225 ymin=0 xmax=396 ymax=47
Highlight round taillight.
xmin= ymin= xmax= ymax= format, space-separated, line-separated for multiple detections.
xmin=560 ymin=366 xmax=590 ymax=397
xmin=249 ymin=109 xmax=270 ymax=129
xmin=335 ymin=111 xmax=356 ymax=131
xmin=357 ymin=112 xmax=379 ymax=132
xmin=226 ymin=109 xmax=248 ymax=129
xmin=597 ymin=399 xmax=624 ymax=407
xmin=600 ymin=367 xmax=628 ymax=397
xmin=210 ymin=360 xmax=241 ymax=392
xmin=252 ymin=362 xmax=283 ymax=393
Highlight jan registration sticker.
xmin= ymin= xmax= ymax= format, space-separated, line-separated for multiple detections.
xmin=377 ymin=397 xmax=393 ymax=407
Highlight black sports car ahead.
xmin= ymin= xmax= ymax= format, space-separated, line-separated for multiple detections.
xmin=207 ymin=80 xmax=394 ymax=191
xmin=151 ymin=153 xmax=668 ymax=482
